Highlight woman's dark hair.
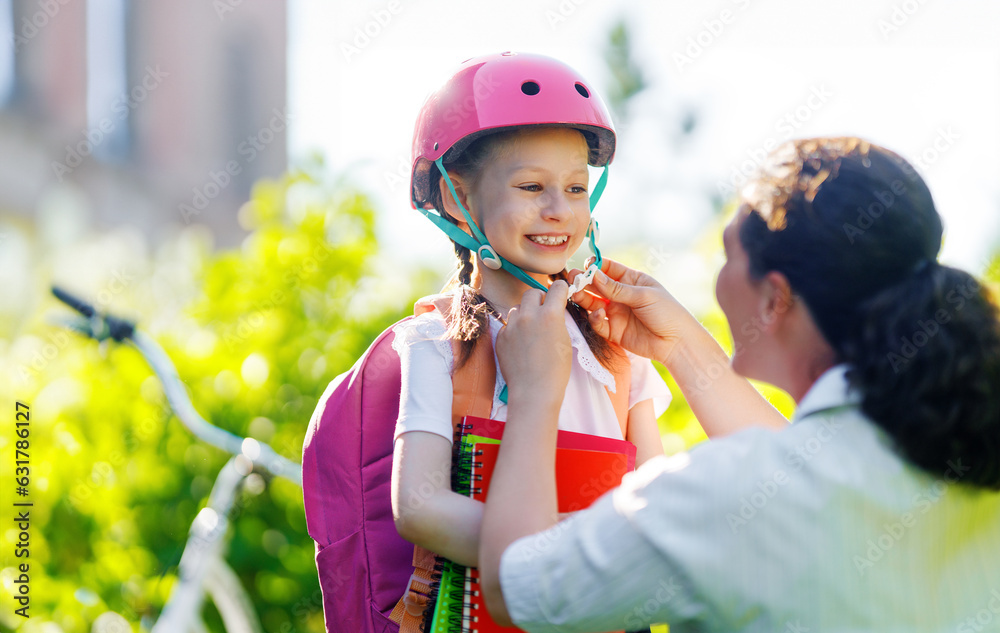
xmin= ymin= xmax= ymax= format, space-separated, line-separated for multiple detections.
xmin=739 ymin=137 xmax=1000 ymax=489
xmin=426 ymin=129 xmax=620 ymax=371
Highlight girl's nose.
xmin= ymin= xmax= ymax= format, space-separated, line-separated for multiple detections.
xmin=539 ymin=191 xmax=574 ymax=221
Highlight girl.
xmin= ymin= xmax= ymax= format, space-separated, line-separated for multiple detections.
xmin=390 ymin=52 xmax=671 ymax=593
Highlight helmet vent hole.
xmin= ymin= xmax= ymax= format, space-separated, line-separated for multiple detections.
xmin=521 ymin=81 xmax=540 ymax=96
xmin=575 ymin=83 xmax=590 ymax=98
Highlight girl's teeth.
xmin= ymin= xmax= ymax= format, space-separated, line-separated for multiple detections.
xmin=529 ymin=235 xmax=568 ymax=246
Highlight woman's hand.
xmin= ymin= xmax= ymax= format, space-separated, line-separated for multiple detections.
xmin=496 ymin=281 xmax=572 ymax=410
xmin=570 ymin=259 xmax=694 ymax=364
xmin=574 ymin=259 xmax=789 ymax=435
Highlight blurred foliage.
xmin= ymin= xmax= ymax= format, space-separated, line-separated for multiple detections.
xmin=0 ymin=167 xmax=429 ymax=632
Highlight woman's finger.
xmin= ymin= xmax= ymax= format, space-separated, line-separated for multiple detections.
xmin=598 ymin=258 xmax=631 ymax=281
xmin=568 ymin=267 xmax=609 ymax=310
xmin=588 ymin=307 xmax=609 ymax=339
xmin=590 ymin=268 xmax=636 ymax=304
xmin=571 ymin=289 xmax=607 ymax=312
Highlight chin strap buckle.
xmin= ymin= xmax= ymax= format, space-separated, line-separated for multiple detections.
xmin=567 ymin=264 xmax=599 ymax=295
xmin=477 ymin=244 xmax=503 ymax=270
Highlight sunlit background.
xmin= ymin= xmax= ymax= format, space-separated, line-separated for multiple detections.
xmin=1 ymin=1 xmax=999 ymax=631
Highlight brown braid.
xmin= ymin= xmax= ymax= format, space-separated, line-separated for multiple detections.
xmin=445 ymin=243 xmax=495 ymax=370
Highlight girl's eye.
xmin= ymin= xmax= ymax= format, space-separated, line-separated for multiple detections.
xmin=568 ymin=185 xmax=588 ymax=194
xmin=519 ymin=184 xmax=541 ymax=192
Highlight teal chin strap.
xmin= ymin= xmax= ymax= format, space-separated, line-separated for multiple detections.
xmin=564 ymin=163 xmax=608 ymax=296
xmin=584 ymin=163 xmax=609 ymax=270
xmin=589 ymin=162 xmax=609 ymax=213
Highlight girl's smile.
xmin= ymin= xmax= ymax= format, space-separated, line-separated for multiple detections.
xmin=526 ymin=234 xmax=570 ymax=247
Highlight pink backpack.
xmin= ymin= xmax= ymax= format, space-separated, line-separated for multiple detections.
xmin=301 ymin=295 xmax=630 ymax=632
xmin=302 ymin=316 xmax=411 ymax=633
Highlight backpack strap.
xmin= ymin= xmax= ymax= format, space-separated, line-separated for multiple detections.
xmin=391 ymin=294 xmax=495 ymax=632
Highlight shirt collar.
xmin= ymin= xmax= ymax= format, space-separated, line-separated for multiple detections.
xmin=486 ymin=311 xmax=617 ymax=393
xmin=791 ymin=363 xmax=862 ymax=423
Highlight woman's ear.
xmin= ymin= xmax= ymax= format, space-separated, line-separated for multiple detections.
xmin=757 ymin=271 xmax=795 ymax=333
xmin=438 ymin=171 xmax=473 ymax=227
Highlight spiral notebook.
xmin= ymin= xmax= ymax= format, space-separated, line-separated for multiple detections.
xmin=426 ymin=416 xmax=635 ymax=633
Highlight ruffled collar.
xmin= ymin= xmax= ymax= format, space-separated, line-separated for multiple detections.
xmin=485 ymin=311 xmax=617 ymax=393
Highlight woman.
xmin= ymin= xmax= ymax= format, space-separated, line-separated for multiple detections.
xmin=478 ymin=137 xmax=1000 ymax=632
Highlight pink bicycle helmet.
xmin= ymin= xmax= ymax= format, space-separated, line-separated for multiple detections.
xmin=410 ymin=51 xmax=616 ymax=209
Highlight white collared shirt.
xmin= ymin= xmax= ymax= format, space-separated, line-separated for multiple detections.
xmin=500 ymin=364 xmax=1000 ymax=632
xmin=392 ymin=308 xmax=671 ymax=444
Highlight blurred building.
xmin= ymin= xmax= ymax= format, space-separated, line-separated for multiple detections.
xmin=0 ymin=0 xmax=287 ymax=247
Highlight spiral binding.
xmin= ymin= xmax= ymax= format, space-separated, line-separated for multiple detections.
xmin=423 ymin=557 xmax=471 ymax=632
xmin=421 ymin=422 xmax=482 ymax=632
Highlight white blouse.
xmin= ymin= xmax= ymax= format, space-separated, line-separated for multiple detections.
xmin=500 ymin=365 xmax=1000 ymax=632
xmin=392 ymin=308 xmax=672 ymax=444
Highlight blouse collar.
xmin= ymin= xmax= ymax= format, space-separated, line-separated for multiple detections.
xmin=487 ymin=311 xmax=617 ymax=393
xmin=792 ymin=364 xmax=862 ymax=423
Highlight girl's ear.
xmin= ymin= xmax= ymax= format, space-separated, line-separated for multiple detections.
xmin=438 ymin=171 xmax=474 ymax=227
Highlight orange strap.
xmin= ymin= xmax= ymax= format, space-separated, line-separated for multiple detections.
xmin=388 ymin=546 xmax=437 ymax=626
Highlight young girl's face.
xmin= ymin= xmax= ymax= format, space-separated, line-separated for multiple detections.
xmin=469 ymin=127 xmax=592 ymax=280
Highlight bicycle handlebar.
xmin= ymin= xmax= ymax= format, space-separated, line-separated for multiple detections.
xmin=52 ymin=285 xmax=136 ymax=342
xmin=50 ymin=285 xmax=303 ymax=487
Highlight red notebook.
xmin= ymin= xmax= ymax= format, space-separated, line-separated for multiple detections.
xmin=431 ymin=417 xmax=633 ymax=633
xmin=461 ymin=415 xmax=637 ymax=470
